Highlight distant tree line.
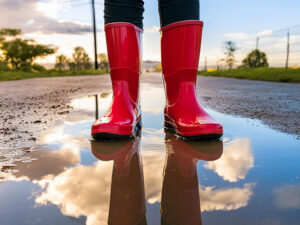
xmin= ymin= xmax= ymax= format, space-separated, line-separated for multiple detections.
xmin=1 ymin=28 xmax=269 ymax=73
xmin=0 ymin=28 xmax=109 ymax=73
xmin=220 ymin=41 xmax=269 ymax=70
xmin=55 ymin=50 xmax=109 ymax=72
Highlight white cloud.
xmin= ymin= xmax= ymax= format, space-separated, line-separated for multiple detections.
xmin=223 ymin=32 xmax=252 ymax=41
xmin=1 ymin=145 xmax=81 ymax=182
xmin=204 ymin=138 xmax=254 ymax=182
xmin=224 ymin=29 xmax=274 ymax=41
xmin=0 ymin=0 xmax=93 ymax=34
xmin=37 ymin=0 xmax=71 ymax=19
xmin=257 ymin=29 xmax=273 ymax=37
xmin=200 ymin=183 xmax=255 ymax=212
xmin=35 ymin=161 xmax=114 ymax=225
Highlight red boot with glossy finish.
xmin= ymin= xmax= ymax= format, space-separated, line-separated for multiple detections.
xmin=161 ymin=21 xmax=223 ymax=140
xmin=91 ymin=22 xmax=143 ymax=140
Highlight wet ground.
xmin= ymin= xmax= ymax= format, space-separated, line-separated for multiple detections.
xmin=0 ymin=83 xmax=300 ymax=225
xmin=0 ymin=73 xmax=299 ymax=152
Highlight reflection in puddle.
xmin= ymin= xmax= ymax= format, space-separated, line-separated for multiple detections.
xmin=91 ymin=132 xmax=146 ymax=225
xmin=204 ymin=138 xmax=254 ymax=182
xmin=161 ymin=135 xmax=223 ymax=225
xmin=0 ymin=85 xmax=300 ymax=225
xmin=199 ymin=183 xmax=254 ymax=212
xmin=273 ymin=184 xmax=300 ymax=210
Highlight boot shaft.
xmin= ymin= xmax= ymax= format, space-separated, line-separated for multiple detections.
xmin=105 ymin=22 xmax=143 ymax=103
xmin=160 ymin=21 xmax=203 ymax=105
xmin=161 ymin=21 xmax=203 ymax=78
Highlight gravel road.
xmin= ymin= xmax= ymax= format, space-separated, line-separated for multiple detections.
xmin=0 ymin=73 xmax=299 ymax=150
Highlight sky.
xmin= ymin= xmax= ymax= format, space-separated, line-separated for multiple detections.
xmin=1 ymin=0 xmax=300 ymax=67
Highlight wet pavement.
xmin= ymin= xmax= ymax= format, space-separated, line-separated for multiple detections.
xmin=0 ymin=84 xmax=300 ymax=225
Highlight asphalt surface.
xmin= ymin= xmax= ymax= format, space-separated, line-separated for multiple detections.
xmin=0 ymin=73 xmax=299 ymax=150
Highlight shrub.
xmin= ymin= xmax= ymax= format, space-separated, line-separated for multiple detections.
xmin=0 ymin=61 xmax=9 ymax=71
xmin=32 ymin=63 xmax=46 ymax=72
xmin=242 ymin=49 xmax=269 ymax=68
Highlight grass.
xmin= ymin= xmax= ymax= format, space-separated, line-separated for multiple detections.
xmin=198 ymin=67 xmax=300 ymax=83
xmin=0 ymin=70 xmax=108 ymax=82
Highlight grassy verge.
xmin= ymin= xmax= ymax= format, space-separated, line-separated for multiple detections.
xmin=0 ymin=70 xmax=108 ymax=82
xmin=198 ymin=67 xmax=300 ymax=82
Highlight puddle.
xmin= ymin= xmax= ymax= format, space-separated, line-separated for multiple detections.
xmin=1 ymin=84 xmax=300 ymax=225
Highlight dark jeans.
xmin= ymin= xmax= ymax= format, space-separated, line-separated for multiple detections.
xmin=104 ymin=0 xmax=200 ymax=29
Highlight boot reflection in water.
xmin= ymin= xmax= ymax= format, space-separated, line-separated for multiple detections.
xmin=91 ymin=131 xmax=147 ymax=225
xmin=161 ymin=133 xmax=223 ymax=225
xmin=91 ymin=0 xmax=223 ymax=141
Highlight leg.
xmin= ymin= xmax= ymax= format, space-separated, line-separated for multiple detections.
xmin=159 ymin=0 xmax=223 ymax=140
xmin=158 ymin=0 xmax=199 ymax=27
xmin=91 ymin=0 xmax=144 ymax=140
xmin=104 ymin=0 xmax=144 ymax=29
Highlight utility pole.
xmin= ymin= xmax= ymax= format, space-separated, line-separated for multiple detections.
xmin=95 ymin=94 xmax=99 ymax=119
xmin=91 ymin=0 xmax=98 ymax=70
xmin=204 ymin=57 xmax=207 ymax=71
xmin=256 ymin=37 xmax=259 ymax=50
xmin=285 ymin=28 xmax=290 ymax=70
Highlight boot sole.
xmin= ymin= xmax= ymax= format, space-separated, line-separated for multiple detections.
xmin=92 ymin=119 xmax=142 ymax=141
xmin=164 ymin=121 xmax=222 ymax=141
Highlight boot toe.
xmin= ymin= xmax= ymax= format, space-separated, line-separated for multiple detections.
xmin=176 ymin=121 xmax=223 ymax=137
xmin=92 ymin=119 xmax=135 ymax=136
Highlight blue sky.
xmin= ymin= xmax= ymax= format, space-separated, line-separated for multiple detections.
xmin=1 ymin=0 xmax=300 ymax=67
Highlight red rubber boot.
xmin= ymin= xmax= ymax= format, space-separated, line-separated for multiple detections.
xmin=161 ymin=21 xmax=223 ymax=140
xmin=91 ymin=22 xmax=143 ymax=140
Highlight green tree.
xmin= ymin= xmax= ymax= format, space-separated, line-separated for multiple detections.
xmin=72 ymin=46 xmax=91 ymax=71
xmin=98 ymin=53 xmax=109 ymax=72
xmin=0 ymin=55 xmax=9 ymax=71
xmin=0 ymin=28 xmax=21 ymax=43
xmin=0 ymin=28 xmax=22 ymax=37
xmin=222 ymin=41 xmax=237 ymax=69
xmin=1 ymin=38 xmax=56 ymax=70
xmin=68 ymin=62 xmax=76 ymax=72
xmin=242 ymin=49 xmax=269 ymax=68
xmin=32 ymin=63 xmax=46 ymax=72
xmin=55 ymin=54 xmax=69 ymax=71
xmin=0 ymin=29 xmax=22 ymax=70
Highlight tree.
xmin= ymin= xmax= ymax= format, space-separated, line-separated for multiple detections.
xmin=242 ymin=49 xmax=269 ymax=68
xmin=1 ymin=38 xmax=56 ymax=70
xmin=72 ymin=46 xmax=91 ymax=70
xmin=55 ymin=54 xmax=69 ymax=71
xmin=0 ymin=57 xmax=9 ymax=71
xmin=98 ymin=53 xmax=109 ymax=72
xmin=222 ymin=41 xmax=237 ymax=69
xmin=0 ymin=28 xmax=22 ymax=37
xmin=0 ymin=28 xmax=21 ymax=43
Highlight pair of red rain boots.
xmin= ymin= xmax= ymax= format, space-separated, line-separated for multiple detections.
xmin=91 ymin=21 xmax=223 ymax=140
